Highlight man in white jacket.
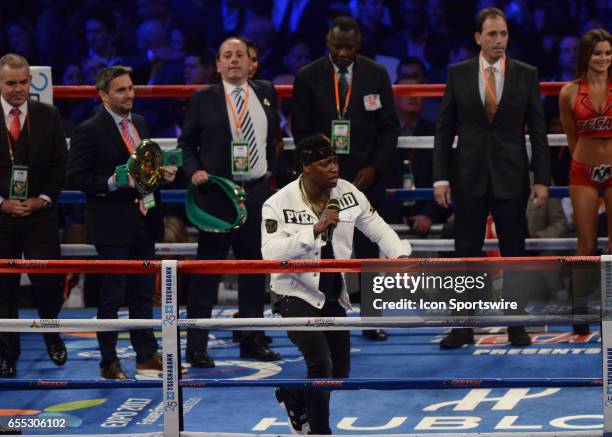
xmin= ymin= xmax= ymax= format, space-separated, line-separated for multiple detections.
xmin=261 ymin=134 xmax=411 ymax=435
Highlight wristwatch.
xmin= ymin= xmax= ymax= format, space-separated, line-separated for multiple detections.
xmin=41 ymin=200 xmax=52 ymax=209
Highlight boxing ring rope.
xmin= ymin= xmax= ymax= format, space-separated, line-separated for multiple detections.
xmin=58 ymin=236 xmax=610 ymax=257
xmin=0 ymin=256 xmax=611 ymax=437
xmin=0 ymin=377 xmax=601 ymax=391
xmin=57 ymin=185 xmax=572 ymax=204
xmin=53 ymin=82 xmax=566 ymax=99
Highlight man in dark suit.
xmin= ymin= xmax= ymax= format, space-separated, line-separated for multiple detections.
xmin=292 ymin=16 xmax=400 ymax=341
xmin=66 ymin=66 xmax=178 ymax=379
xmin=0 ymin=53 xmax=68 ymax=377
xmin=433 ymin=7 xmax=550 ymax=348
xmin=179 ymin=37 xmax=281 ymax=368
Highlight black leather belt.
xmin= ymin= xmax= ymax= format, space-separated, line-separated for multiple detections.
xmin=236 ymin=175 xmax=266 ymax=189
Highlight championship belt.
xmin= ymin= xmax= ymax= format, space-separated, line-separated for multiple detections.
xmin=115 ymin=139 xmax=184 ymax=194
xmin=185 ymin=175 xmax=247 ymax=233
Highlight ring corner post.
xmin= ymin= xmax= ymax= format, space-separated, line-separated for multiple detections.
xmin=601 ymin=254 xmax=612 ymax=435
xmin=161 ymin=259 xmax=182 ymax=436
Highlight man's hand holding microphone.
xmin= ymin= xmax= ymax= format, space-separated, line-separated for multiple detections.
xmin=313 ymin=199 xmax=340 ymax=241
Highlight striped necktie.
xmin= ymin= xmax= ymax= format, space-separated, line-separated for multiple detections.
xmin=119 ymin=119 xmax=138 ymax=152
xmin=232 ymin=87 xmax=259 ymax=170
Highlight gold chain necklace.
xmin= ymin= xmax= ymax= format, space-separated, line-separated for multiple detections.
xmin=299 ymin=177 xmax=326 ymax=218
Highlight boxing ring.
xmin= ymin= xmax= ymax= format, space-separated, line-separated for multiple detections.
xmin=0 ymin=81 xmax=607 ymax=435
xmin=0 ymin=255 xmax=608 ymax=436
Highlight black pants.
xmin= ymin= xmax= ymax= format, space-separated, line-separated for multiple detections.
xmin=454 ymin=187 xmax=529 ymax=312
xmin=278 ymin=296 xmax=350 ymax=435
xmin=95 ymin=225 xmax=158 ymax=367
xmin=187 ymin=180 xmax=271 ymax=354
xmin=0 ymin=212 xmax=63 ymax=361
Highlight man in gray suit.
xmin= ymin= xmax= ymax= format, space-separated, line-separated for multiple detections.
xmin=432 ymin=7 xmax=550 ymax=348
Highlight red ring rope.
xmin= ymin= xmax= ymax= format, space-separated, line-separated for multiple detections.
xmin=53 ymin=82 xmax=566 ymax=99
xmin=0 ymin=255 xmax=599 ymax=274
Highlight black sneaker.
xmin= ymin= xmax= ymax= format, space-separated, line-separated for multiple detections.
xmin=275 ymin=387 xmax=309 ymax=435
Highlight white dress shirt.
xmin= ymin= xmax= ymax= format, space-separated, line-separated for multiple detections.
xmin=222 ymin=80 xmax=268 ymax=180
xmin=478 ymin=55 xmax=505 ymax=106
xmin=331 ymin=57 xmax=354 ymax=83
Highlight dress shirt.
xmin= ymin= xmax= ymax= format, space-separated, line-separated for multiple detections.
xmin=222 ymin=80 xmax=268 ymax=180
xmin=330 ymin=57 xmax=354 ymax=83
xmin=478 ymin=55 xmax=505 ymax=106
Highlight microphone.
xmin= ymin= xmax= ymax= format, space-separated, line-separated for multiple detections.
xmin=323 ymin=199 xmax=340 ymax=242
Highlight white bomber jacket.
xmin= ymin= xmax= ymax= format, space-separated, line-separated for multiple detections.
xmin=261 ymin=177 xmax=412 ymax=309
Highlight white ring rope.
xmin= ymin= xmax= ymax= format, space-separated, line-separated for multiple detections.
xmin=143 ymin=134 xmax=569 ymax=151
xmin=59 ymin=237 xmax=609 ymax=257
xmin=0 ymin=319 xmax=159 ymax=332
xmin=0 ymin=315 xmax=596 ymax=333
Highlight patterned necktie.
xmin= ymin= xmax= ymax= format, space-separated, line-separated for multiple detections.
xmin=9 ymin=107 xmax=21 ymax=141
xmin=232 ymin=87 xmax=259 ymax=169
xmin=119 ymin=118 xmax=147 ymax=215
xmin=119 ymin=119 xmax=138 ymax=153
xmin=338 ymin=67 xmax=349 ymax=110
xmin=484 ymin=66 xmax=497 ymax=123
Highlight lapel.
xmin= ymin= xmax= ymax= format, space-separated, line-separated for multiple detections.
xmin=211 ymin=82 xmax=233 ymax=168
xmin=0 ymin=102 xmax=15 ymax=161
xmin=212 ymin=83 xmax=232 ymax=142
xmin=322 ymin=57 xmax=339 ymax=117
xmin=346 ymin=56 xmax=364 ymax=118
xmin=495 ymin=57 xmax=516 ymax=120
xmin=466 ymin=57 xmax=488 ymax=124
xmin=249 ymin=80 xmax=271 ymax=123
xmin=25 ymin=100 xmax=37 ymax=163
xmin=131 ymin=115 xmax=146 ymax=141
xmin=99 ymin=108 xmax=131 ymax=158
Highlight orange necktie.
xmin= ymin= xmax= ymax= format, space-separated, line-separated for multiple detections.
xmin=484 ymin=66 xmax=497 ymax=123
xmin=9 ymin=107 xmax=21 ymax=141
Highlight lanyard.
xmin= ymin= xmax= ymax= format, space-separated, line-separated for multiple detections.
xmin=333 ymin=69 xmax=352 ymax=119
xmin=5 ymin=111 xmax=31 ymax=164
xmin=480 ymin=53 xmax=506 ymax=107
xmin=118 ymin=119 xmax=141 ymax=153
xmin=224 ymin=85 xmax=251 ymax=138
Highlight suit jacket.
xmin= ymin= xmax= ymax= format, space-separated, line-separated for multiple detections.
xmin=0 ymin=99 xmax=66 ymax=226
xmin=291 ymin=55 xmax=400 ymax=206
xmin=433 ymin=57 xmax=550 ymax=199
xmin=66 ymin=109 xmax=163 ymax=245
xmin=179 ymin=80 xmax=278 ymax=182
